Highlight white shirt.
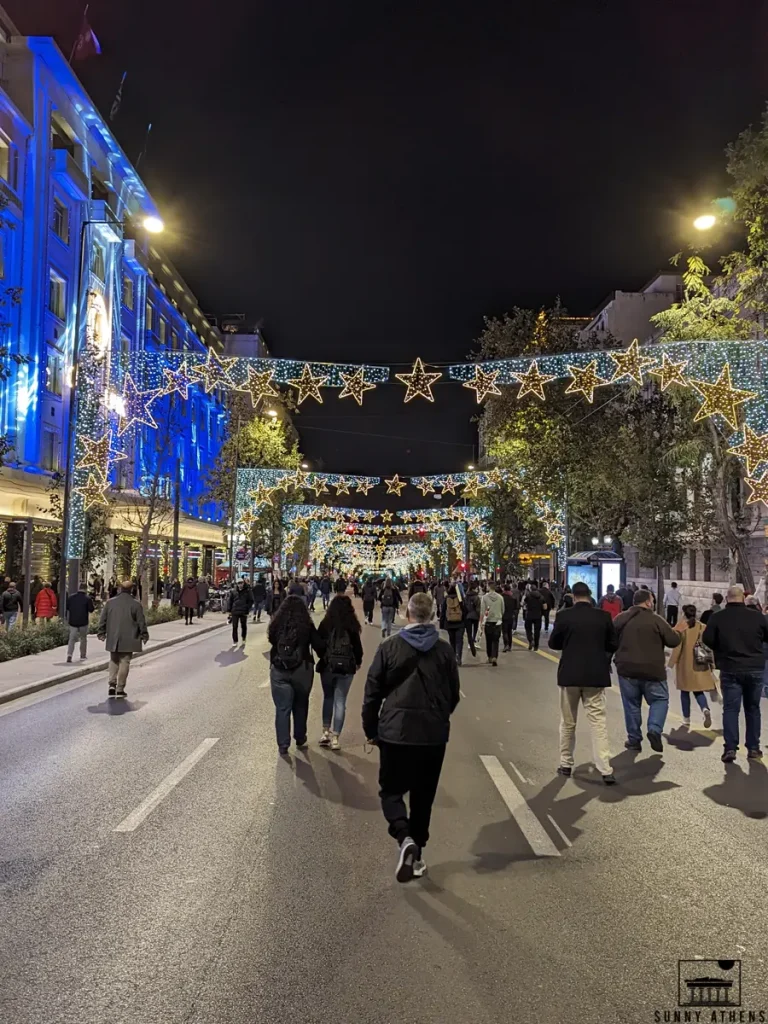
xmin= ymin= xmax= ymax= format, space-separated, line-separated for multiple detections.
xmin=664 ymin=588 xmax=681 ymax=607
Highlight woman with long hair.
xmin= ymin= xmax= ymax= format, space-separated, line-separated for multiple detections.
xmin=268 ymin=595 xmax=324 ymax=756
xmin=317 ymin=594 xmax=363 ymax=750
xmin=668 ymin=603 xmax=714 ymax=728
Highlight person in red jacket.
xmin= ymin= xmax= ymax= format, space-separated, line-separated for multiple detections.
xmin=34 ymin=581 xmax=58 ymax=619
xmin=598 ymin=584 xmax=623 ymax=620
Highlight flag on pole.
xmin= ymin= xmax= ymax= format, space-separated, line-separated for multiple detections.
xmin=110 ymin=72 xmax=127 ymax=121
xmin=70 ymin=5 xmax=101 ymax=63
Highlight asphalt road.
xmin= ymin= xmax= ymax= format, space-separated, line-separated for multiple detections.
xmin=2 ymin=603 xmax=768 ymax=1024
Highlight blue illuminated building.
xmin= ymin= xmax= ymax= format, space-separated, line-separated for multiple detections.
xmin=0 ymin=14 xmax=229 ymax=581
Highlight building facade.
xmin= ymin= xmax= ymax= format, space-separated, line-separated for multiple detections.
xmin=579 ymin=272 xmax=683 ymax=345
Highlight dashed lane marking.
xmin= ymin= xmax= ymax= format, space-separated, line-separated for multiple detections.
xmin=508 ymin=759 xmax=532 ymax=785
xmin=113 ymin=738 xmax=220 ymax=833
xmin=546 ymin=814 xmax=573 ymax=848
xmin=479 ymin=754 xmax=560 ymax=858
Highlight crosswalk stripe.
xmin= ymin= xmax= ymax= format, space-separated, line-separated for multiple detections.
xmin=479 ymin=754 xmax=560 ymax=857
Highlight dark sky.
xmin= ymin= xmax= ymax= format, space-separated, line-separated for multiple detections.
xmin=8 ymin=0 xmax=768 ymax=490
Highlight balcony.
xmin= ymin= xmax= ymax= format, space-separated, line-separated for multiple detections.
xmin=50 ymin=148 xmax=88 ymax=201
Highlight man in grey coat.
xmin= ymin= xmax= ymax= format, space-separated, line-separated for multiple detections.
xmin=97 ymin=580 xmax=149 ymax=698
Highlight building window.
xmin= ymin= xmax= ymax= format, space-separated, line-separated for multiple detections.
xmin=45 ymin=346 xmax=63 ymax=396
xmin=171 ymin=330 xmax=179 ymax=350
xmin=41 ymin=429 xmax=59 ymax=472
xmin=688 ymin=548 xmax=697 ymax=581
xmin=52 ymin=197 xmax=69 ymax=243
xmin=92 ymin=243 xmax=105 ymax=281
xmin=158 ymin=318 xmax=167 ymax=344
xmin=146 ymin=302 xmax=154 ymax=332
xmin=48 ymin=270 xmax=66 ymax=321
xmin=122 ymin=275 xmax=134 ymax=310
xmin=675 ymin=557 xmax=683 ymax=581
xmin=703 ymin=548 xmax=711 ymax=582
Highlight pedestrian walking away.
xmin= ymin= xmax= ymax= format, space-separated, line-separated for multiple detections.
xmin=668 ymin=604 xmax=714 ymax=728
xmin=614 ymin=589 xmax=681 ymax=752
xmin=598 ymin=584 xmax=623 ymax=620
xmin=464 ymin=582 xmax=481 ymax=652
xmin=196 ymin=576 xmax=209 ymax=619
xmin=252 ymin=576 xmax=267 ymax=622
xmin=66 ymin=584 xmax=94 ymax=663
xmin=539 ymin=582 xmax=555 ymax=633
xmin=29 ymin=575 xmax=43 ymax=619
xmin=481 ymin=580 xmax=504 ymax=665
xmin=441 ymin=584 xmax=467 ymax=665
xmin=228 ymin=579 xmax=254 ymax=643
xmin=97 ymin=580 xmax=149 ymax=697
xmin=703 ymin=585 xmax=768 ymax=762
xmin=501 ymin=583 xmax=520 ymax=652
xmin=320 ymin=575 xmax=332 ymax=609
xmin=378 ymin=578 xmax=402 ymax=638
xmin=34 ymin=580 xmax=58 ymax=620
xmin=664 ymin=581 xmax=681 ymax=625
xmin=523 ymin=584 xmax=544 ymax=651
xmin=700 ymin=592 xmax=724 ymax=626
xmin=317 ymin=593 xmax=363 ymax=750
xmin=548 ymin=581 xmax=618 ymax=784
xmin=1 ymin=580 xmax=23 ymax=630
xmin=363 ymin=591 xmax=460 ymax=883
xmin=362 ymin=579 xmax=377 ymax=624
xmin=180 ymin=577 xmax=198 ymax=624
xmin=268 ymin=595 xmax=325 ymax=755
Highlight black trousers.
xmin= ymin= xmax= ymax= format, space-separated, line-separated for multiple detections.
xmin=525 ymin=617 xmax=541 ymax=649
xmin=466 ymin=619 xmax=479 ymax=643
xmin=543 ymin=609 xmax=550 ymax=631
xmin=232 ymin=613 xmax=248 ymax=641
xmin=485 ymin=622 xmax=501 ymax=659
xmin=378 ymin=741 xmax=446 ymax=850
xmin=502 ymin=620 xmax=515 ymax=650
xmin=363 ymin=600 xmax=374 ymax=623
xmin=666 ymin=606 xmax=678 ymax=626
xmin=197 ymin=601 xmax=205 ymax=618
xmin=184 ymin=606 xmax=195 ymax=624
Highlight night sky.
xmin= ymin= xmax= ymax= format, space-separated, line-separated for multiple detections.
xmin=8 ymin=0 xmax=768 ymax=491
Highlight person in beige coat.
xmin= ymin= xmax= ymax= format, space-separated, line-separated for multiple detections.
xmin=668 ymin=604 xmax=714 ymax=728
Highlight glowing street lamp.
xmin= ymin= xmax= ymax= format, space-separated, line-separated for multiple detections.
xmin=693 ymin=214 xmax=716 ymax=231
xmin=142 ymin=215 xmax=164 ymax=234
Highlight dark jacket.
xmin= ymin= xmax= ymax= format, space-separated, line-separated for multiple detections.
xmin=614 ymin=606 xmax=681 ymax=681
xmin=196 ymin=579 xmax=210 ymax=602
xmin=548 ymin=602 xmax=618 ymax=687
xmin=362 ymin=582 xmax=377 ymax=605
xmin=228 ymin=585 xmax=254 ymax=615
xmin=1 ymin=587 xmax=22 ymax=613
xmin=408 ymin=580 xmax=427 ymax=598
xmin=702 ymin=603 xmax=768 ymax=675
xmin=379 ymin=585 xmax=402 ymax=608
xmin=67 ymin=591 xmax=94 ymax=628
xmin=268 ymin=621 xmax=324 ymax=667
xmin=539 ymin=588 xmax=555 ymax=612
xmin=97 ymin=591 xmax=149 ymax=652
xmin=502 ymin=591 xmax=520 ymax=621
xmin=363 ymin=624 xmax=460 ymax=745
xmin=316 ymin=621 xmax=363 ymax=674
xmin=253 ymin=581 xmax=267 ymax=600
xmin=464 ymin=590 xmax=481 ymax=620
xmin=617 ymin=586 xmax=634 ymax=611
xmin=320 ymin=578 xmax=331 ymax=595
xmin=523 ymin=589 xmax=544 ymax=621
xmin=181 ymin=582 xmax=199 ymax=609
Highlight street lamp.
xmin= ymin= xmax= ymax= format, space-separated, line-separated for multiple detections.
xmin=142 ymin=215 xmax=164 ymax=234
xmin=267 ymin=408 xmax=278 ymax=418
xmin=591 ymin=536 xmax=600 ymax=547
xmin=467 ymin=464 xmax=475 ymax=470
xmin=301 ymin=462 xmax=309 ymax=469
xmin=603 ymin=534 xmax=612 ymax=545
xmin=693 ymin=214 xmax=717 ymax=231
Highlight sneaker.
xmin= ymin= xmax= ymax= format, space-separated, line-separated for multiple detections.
xmin=278 ymin=746 xmax=290 ymax=757
xmin=330 ymin=734 xmax=341 ymax=752
xmin=319 ymin=730 xmax=331 ymax=747
xmin=557 ymin=765 xmax=572 ymax=777
xmin=682 ymin=717 xmax=691 ymax=726
xmin=533 ymin=646 xmax=539 ymax=652
xmin=492 ymin=658 xmax=498 ymax=666
xmin=722 ymin=749 xmax=737 ymax=763
xmin=295 ymin=738 xmax=308 ymax=750
xmin=413 ymin=857 xmax=427 ymax=879
xmin=602 ymin=774 xmax=617 ymax=786
xmin=647 ymin=731 xmax=663 ymax=753
xmin=66 ymin=656 xmax=72 ymax=663
xmin=703 ymin=708 xmax=712 ymax=729
xmin=115 ymin=690 xmax=126 ymax=699
xmin=528 ymin=643 xmax=533 ymax=651
xmin=748 ymin=748 xmax=763 ymax=760
xmin=80 ymin=656 xmax=87 ymax=661
xmin=108 ymin=686 xmax=116 ymax=697
xmin=624 ymin=739 xmax=642 ymax=751
xmin=396 ymin=837 xmax=418 ymax=883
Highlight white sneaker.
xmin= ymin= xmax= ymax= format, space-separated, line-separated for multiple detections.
xmin=682 ymin=717 xmax=691 ymax=726
xmin=330 ymin=733 xmax=341 ymax=751
xmin=319 ymin=730 xmax=331 ymax=747
xmin=396 ymin=837 xmax=418 ymax=883
xmin=413 ymin=857 xmax=427 ymax=878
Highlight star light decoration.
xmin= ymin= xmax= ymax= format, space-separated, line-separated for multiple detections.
xmin=339 ymin=368 xmax=376 ymax=406
xmin=355 ymin=479 xmax=374 ymax=495
xmin=462 ymin=477 xmax=480 ymax=498
xmin=385 ymin=474 xmax=406 ymax=495
xmin=441 ymin=475 xmax=458 ymax=495
xmin=728 ymin=426 xmax=768 ymax=477
xmin=415 ymin=477 xmax=434 ymax=496
xmin=334 ymin=476 xmax=351 ymax=495
xmin=292 ymin=469 xmax=309 ymax=489
xmin=689 ymin=364 xmax=757 ymax=430
xmin=117 ymin=373 xmax=161 ymax=436
xmin=746 ymin=472 xmax=768 ymax=507
xmin=248 ymin=481 xmax=276 ymax=506
xmin=189 ymin=349 xmax=236 ymax=393
xmin=236 ymin=366 xmax=280 ymax=406
xmin=462 ymin=366 xmax=502 ymax=404
xmin=511 ymin=360 xmax=557 ymax=401
xmin=76 ymin=430 xmax=127 ymax=483
xmin=648 ymin=353 xmax=688 ymax=392
xmin=311 ymin=476 xmax=329 ymax=497
xmin=609 ymin=339 xmax=657 ymax=385
xmin=160 ymin=359 xmax=197 ymax=400
xmin=240 ymin=508 xmax=257 ymax=531
xmin=288 ymin=363 xmax=329 ymax=404
xmin=76 ymin=472 xmax=110 ymax=511
xmin=564 ymin=360 xmax=612 ymax=403
xmin=395 ymin=357 xmax=442 ymax=403
xmin=381 ymin=510 xmax=394 ymax=523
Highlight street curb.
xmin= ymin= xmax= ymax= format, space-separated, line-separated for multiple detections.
xmin=0 ymin=620 xmax=228 ymax=707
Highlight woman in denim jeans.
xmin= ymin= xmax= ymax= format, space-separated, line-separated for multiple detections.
xmin=316 ymin=594 xmax=363 ymax=751
xmin=667 ymin=605 xmax=714 ymax=728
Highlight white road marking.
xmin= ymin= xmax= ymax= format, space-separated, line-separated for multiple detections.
xmin=546 ymin=813 xmax=572 ymax=848
xmin=479 ymin=754 xmax=560 ymax=858
xmin=113 ymin=738 xmax=219 ymax=833
xmin=508 ymin=759 xmax=532 ymax=785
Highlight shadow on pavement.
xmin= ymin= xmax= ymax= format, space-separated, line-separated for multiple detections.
xmin=214 ymin=647 xmax=249 ymax=668
xmin=293 ymin=748 xmax=381 ymax=810
xmin=665 ymin=724 xmax=718 ymax=752
xmin=86 ymin=699 xmax=147 ymax=715
xmin=703 ymin=759 xmax=768 ymax=819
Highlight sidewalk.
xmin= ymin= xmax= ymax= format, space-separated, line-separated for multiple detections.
xmin=0 ymin=613 xmax=228 ymax=706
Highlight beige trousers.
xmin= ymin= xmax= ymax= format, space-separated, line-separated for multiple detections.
xmin=559 ymin=687 xmax=612 ymax=776
xmin=108 ymin=651 xmax=133 ymax=692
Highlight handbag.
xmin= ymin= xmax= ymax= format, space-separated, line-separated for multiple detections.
xmin=692 ymin=638 xmax=714 ymax=670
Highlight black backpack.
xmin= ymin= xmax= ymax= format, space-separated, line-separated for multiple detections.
xmin=274 ymin=625 xmax=303 ymax=671
xmin=380 ymin=588 xmax=394 ymax=608
xmin=327 ymin=627 xmax=356 ymax=674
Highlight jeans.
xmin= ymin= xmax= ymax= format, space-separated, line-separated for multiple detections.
xmin=485 ymin=621 xmax=501 ymax=660
xmin=466 ymin=618 xmax=479 ymax=644
xmin=447 ymin=626 xmax=464 ymax=663
xmin=720 ymin=671 xmax=763 ymax=752
xmin=270 ymin=663 xmax=314 ymax=749
xmin=68 ymin=624 xmax=88 ymax=659
xmin=322 ymin=592 xmax=330 ymax=609
xmin=3 ymin=610 xmax=17 ymax=630
xmin=108 ymin=652 xmax=132 ymax=692
xmin=378 ymin=741 xmax=446 ymax=850
xmin=232 ymin=613 xmax=247 ymax=642
xmin=321 ymin=671 xmax=354 ymax=735
xmin=502 ymin=620 xmax=516 ymax=650
xmin=666 ymin=605 xmax=678 ymax=626
xmin=184 ymin=606 xmax=195 ymax=624
xmin=197 ymin=601 xmax=205 ymax=618
xmin=618 ymin=676 xmax=669 ymax=743
xmin=559 ymin=687 xmax=612 ymax=775
xmin=253 ymin=599 xmax=265 ymax=621
xmin=525 ymin=617 xmax=541 ymax=649
xmin=381 ymin=605 xmax=395 ymax=637
xmin=680 ymin=690 xmax=709 ymax=718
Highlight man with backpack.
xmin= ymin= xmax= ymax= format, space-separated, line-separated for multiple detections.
xmin=598 ymin=584 xmax=623 ymax=620
xmin=481 ymin=580 xmax=505 ymax=666
xmin=501 ymin=583 xmax=520 ymax=652
xmin=379 ymin=579 xmax=402 ymax=637
xmin=441 ymin=584 xmax=466 ymax=664
xmin=363 ymin=591 xmax=460 ymax=883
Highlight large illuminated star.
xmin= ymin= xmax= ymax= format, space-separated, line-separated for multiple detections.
xmin=334 ymin=476 xmax=351 ymax=495
xmin=354 ymin=478 xmax=374 ymax=495
xmin=689 ymin=364 xmax=757 ymax=430
xmin=381 ymin=510 xmax=394 ymax=523
xmin=727 ymin=426 xmax=768 ymax=477
xmin=415 ymin=477 xmax=434 ymax=496
xmin=75 ymin=472 xmax=110 ymax=511
xmin=76 ymin=430 xmax=127 ymax=483
xmin=608 ymin=339 xmax=656 ymax=385
xmin=288 ymin=363 xmax=329 ymax=404
xmin=746 ymin=471 xmax=768 ymax=507
xmin=385 ymin=474 xmax=406 ymax=495
xmin=291 ymin=469 xmax=309 ymax=489
xmin=462 ymin=366 xmax=502 ymax=403
xmin=236 ymin=366 xmax=280 ymax=406
xmin=564 ymin=360 xmax=612 ymax=403
xmin=161 ymin=359 xmax=197 ymax=400
xmin=511 ymin=360 xmax=557 ymax=401
xmin=117 ymin=373 xmax=161 ymax=436
xmin=189 ymin=349 xmax=237 ymax=393
xmin=462 ymin=477 xmax=480 ymax=498
xmin=310 ymin=475 xmax=329 ymax=497
xmin=441 ymin=475 xmax=458 ymax=495
xmin=339 ymin=367 xmax=376 ymax=406
xmin=648 ymin=353 xmax=688 ymax=392
xmin=395 ymin=357 xmax=442 ymax=403
xmin=248 ymin=481 xmax=276 ymax=506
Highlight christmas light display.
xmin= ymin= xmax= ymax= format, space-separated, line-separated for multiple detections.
xmin=76 ymin=472 xmax=110 ymax=511
xmin=117 ymin=373 xmax=161 ymax=435
xmin=75 ymin=430 xmax=127 ymax=483
xmin=608 ymin=338 xmax=657 ymax=385
xmin=189 ymin=349 xmax=237 ymax=393
xmin=385 ymin=474 xmax=406 ymax=495
xmin=727 ymin=426 xmax=768 ymax=477
xmin=746 ymin=472 xmax=768 ymax=506
xmin=339 ymin=367 xmax=377 ymax=405
xmin=564 ymin=360 xmax=612 ymax=403
xmin=160 ymin=359 xmax=197 ymax=400
xmin=395 ymin=357 xmax=442 ymax=402
xmin=689 ymin=364 xmax=757 ymax=430
xmin=288 ymin=363 xmax=329 ymax=405
xmin=236 ymin=366 xmax=280 ymax=405
xmin=510 ymin=360 xmax=556 ymax=401
xmin=462 ymin=366 xmax=502 ymax=403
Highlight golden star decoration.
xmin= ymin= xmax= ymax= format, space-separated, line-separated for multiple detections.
xmin=728 ymin=426 xmax=768 ymax=477
xmin=310 ymin=476 xmax=329 ymax=497
xmin=746 ymin=471 xmax=768 ymax=506
xmin=564 ymin=360 xmax=612 ymax=403
xmin=333 ymin=476 xmax=352 ymax=495
xmin=462 ymin=366 xmax=502 ymax=404
xmin=240 ymin=508 xmax=257 ymax=530
xmin=395 ymin=357 xmax=442 ymax=403
xmin=76 ymin=430 xmax=127 ymax=483
xmin=291 ymin=469 xmax=309 ymax=489
xmin=441 ymin=475 xmax=458 ymax=495
xmin=354 ymin=478 xmax=374 ymax=495
xmin=76 ymin=472 xmax=110 ymax=511
xmin=189 ymin=349 xmax=237 ymax=393
xmin=339 ymin=368 xmax=377 ymax=406
xmin=608 ymin=338 xmax=656 ymax=385
xmin=416 ymin=477 xmax=434 ymax=496
xmin=462 ymin=477 xmax=480 ymax=498
xmin=689 ymin=364 xmax=757 ymax=430
xmin=248 ymin=481 xmax=276 ymax=506
xmin=511 ymin=360 xmax=557 ymax=401
xmin=363 ymin=510 xmax=376 ymax=522
xmin=380 ymin=510 xmax=394 ymax=523
xmin=288 ymin=363 xmax=329 ymax=404
xmin=486 ymin=468 xmax=504 ymax=487
xmin=161 ymin=360 xmax=197 ymax=400
xmin=117 ymin=373 xmax=161 ymax=436
xmin=236 ymin=366 xmax=280 ymax=406
xmin=648 ymin=353 xmax=688 ymax=392
xmin=385 ymin=474 xmax=406 ymax=495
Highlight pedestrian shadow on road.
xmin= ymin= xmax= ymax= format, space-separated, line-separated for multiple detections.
xmin=703 ymin=759 xmax=768 ymax=819
xmin=293 ymin=748 xmax=381 ymax=811
xmin=86 ymin=699 xmax=147 ymax=715
xmin=214 ymin=646 xmax=249 ymax=668
xmin=665 ymin=724 xmax=719 ymax=752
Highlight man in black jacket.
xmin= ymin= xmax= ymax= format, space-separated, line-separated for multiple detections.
xmin=363 ymin=591 xmax=460 ymax=883
xmin=66 ymin=585 xmax=94 ymax=663
xmin=549 ymin=582 xmax=618 ymax=784
xmin=228 ymin=580 xmax=254 ymax=643
xmin=702 ymin=584 xmax=768 ymax=762
xmin=523 ymin=585 xmax=544 ymax=651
